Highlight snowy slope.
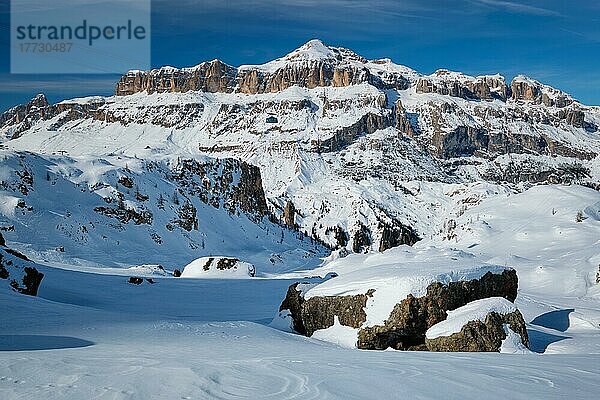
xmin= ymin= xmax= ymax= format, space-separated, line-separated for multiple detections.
xmin=1 ymin=252 xmax=599 ymax=399
xmin=428 ymin=184 xmax=600 ymax=354
xmin=0 ymin=150 xmax=326 ymax=274
xmin=2 ymin=40 xmax=599 ymax=253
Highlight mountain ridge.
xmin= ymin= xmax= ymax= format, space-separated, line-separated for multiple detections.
xmin=0 ymin=39 xmax=599 ymax=257
xmin=114 ymin=39 xmax=580 ymax=106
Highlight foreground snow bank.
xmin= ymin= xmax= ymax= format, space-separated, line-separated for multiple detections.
xmin=311 ymin=316 xmax=359 ymax=349
xmin=1 ymin=285 xmax=597 ymax=400
xmin=181 ymin=257 xmax=256 ymax=278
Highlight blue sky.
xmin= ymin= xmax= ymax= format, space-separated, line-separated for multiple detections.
xmin=1 ymin=0 xmax=599 ymax=112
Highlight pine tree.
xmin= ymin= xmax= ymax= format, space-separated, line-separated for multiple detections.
xmin=157 ymin=193 xmax=165 ymax=209
xmin=117 ymin=193 xmax=125 ymax=210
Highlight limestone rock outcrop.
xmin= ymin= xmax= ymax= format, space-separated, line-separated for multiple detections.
xmin=425 ymin=297 xmax=529 ymax=352
xmin=416 ymin=70 xmax=508 ymax=101
xmin=280 ymin=267 xmax=520 ymax=351
xmin=510 ymin=76 xmax=573 ymax=108
xmin=172 ymin=158 xmax=269 ymax=221
xmin=115 ymin=40 xmax=412 ymax=97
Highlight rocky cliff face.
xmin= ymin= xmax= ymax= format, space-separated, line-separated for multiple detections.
xmin=416 ymin=70 xmax=508 ymax=101
xmin=173 ymin=158 xmax=269 ymax=221
xmin=510 ymin=75 xmax=573 ymax=108
xmin=1 ymin=97 xmax=208 ymax=132
xmin=116 ymin=60 xmax=238 ymax=96
xmin=415 ymin=71 xmax=574 ymax=109
xmin=0 ymin=94 xmax=50 ymax=139
xmin=0 ymin=94 xmax=49 ymax=126
xmin=315 ymin=112 xmax=392 ymax=153
xmin=409 ymin=95 xmax=597 ymax=161
xmin=115 ymin=40 xmax=411 ymax=96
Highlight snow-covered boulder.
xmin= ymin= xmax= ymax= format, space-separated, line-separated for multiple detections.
xmin=279 ymin=247 xmax=519 ymax=350
xmin=425 ymin=297 xmax=529 ymax=353
xmin=181 ymin=257 xmax=256 ymax=278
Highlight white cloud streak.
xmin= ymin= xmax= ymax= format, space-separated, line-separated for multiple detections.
xmin=469 ymin=0 xmax=561 ymax=16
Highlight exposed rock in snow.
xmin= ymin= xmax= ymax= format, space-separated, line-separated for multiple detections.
xmin=303 ymin=288 xmax=374 ymax=337
xmin=127 ymin=276 xmax=144 ymax=285
xmin=355 ymin=268 xmax=518 ymax=350
xmin=0 ymin=232 xmax=44 ymax=296
xmin=425 ymin=297 xmax=529 ymax=352
xmin=426 ymin=297 xmax=517 ymax=339
xmin=0 ymin=93 xmax=49 ymax=139
xmin=510 ymin=75 xmax=573 ymax=108
xmin=278 ymin=282 xmax=309 ymax=334
xmin=280 ymin=246 xmax=519 ymax=350
xmin=416 ymin=70 xmax=508 ymax=101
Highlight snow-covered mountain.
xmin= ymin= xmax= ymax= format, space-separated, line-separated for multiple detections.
xmin=2 ymin=39 xmax=598 ymax=258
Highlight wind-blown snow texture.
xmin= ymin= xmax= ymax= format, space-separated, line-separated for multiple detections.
xmin=1 ymin=40 xmax=599 ymax=399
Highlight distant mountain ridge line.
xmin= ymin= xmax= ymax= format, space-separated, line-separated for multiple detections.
xmin=114 ymin=39 xmax=578 ymax=109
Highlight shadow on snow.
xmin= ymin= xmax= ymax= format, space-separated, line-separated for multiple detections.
xmin=530 ymin=309 xmax=574 ymax=332
xmin=0 ymin=335 xmax=94 ymax=351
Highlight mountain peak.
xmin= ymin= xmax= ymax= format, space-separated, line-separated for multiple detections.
xmin=282 ymin=39 xmax=337 ymax=62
